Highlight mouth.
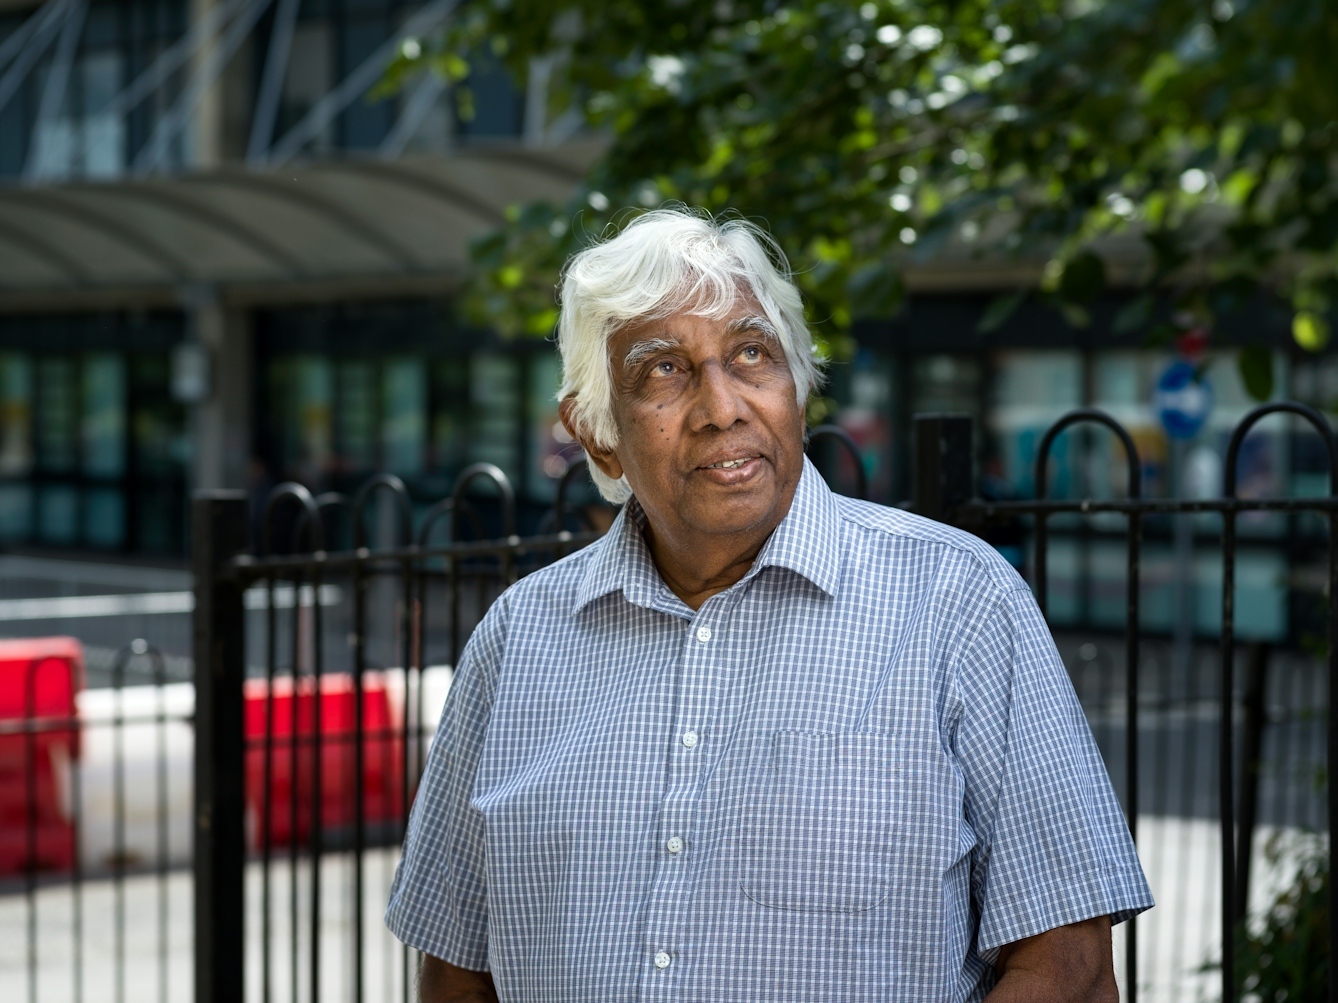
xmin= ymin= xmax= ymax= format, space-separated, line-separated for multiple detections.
xmin=696 ymin=453 xmax=767 ymax=486
xmin=703 ymin=455 xmax=760 ymax=470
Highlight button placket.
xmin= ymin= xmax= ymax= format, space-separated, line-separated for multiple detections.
xmin=642 ymin=610 xmax=725 ymax=996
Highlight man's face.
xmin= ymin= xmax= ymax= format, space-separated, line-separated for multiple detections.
xmin=584 ymin=296 xmax=806 ymax=545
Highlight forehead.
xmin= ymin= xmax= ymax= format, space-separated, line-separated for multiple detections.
xmin=610 ymin=293 xmax=768 ymax=352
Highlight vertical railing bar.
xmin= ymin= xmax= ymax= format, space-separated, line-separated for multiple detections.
xmin=1125 ymin=509 xmax=1141 ymax=1001
xmin=72 ymin=661 xmax=83 ymax=1003
xmin=398 ymin=551 xmax=415 ymax=1003
xmin=25 ymin=657 xmax=39 ymax=1003
xmin=151 ymin=646 xmax=168 ymax=1003
xmin=311 ymin=564 xmax=325 ymax=1003
xmin=407 ymin=549 xmax=430 ymax=1003
xmin=1234 ymin=642 xmax=1269 ymax=923
xmin=1326 ymin=478 xmax=1338 ymax=1003
xmin=262 ymin=573 xmax=277 ymax=1003
xmin=352 ymin=556 xmax=367 ymax=1003
xmin=112 ymin=647 xmax=127 ymax=1003
xmin=288 ymin=571 xmax=301 ymax=1003
xmin=1220 ymin=494 xmax=1237 ymax=1002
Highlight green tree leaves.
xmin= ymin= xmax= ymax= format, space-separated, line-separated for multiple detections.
xmin=385 ymin=0 xmax=1337 ymax=400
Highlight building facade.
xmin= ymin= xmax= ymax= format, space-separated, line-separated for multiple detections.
xmin=0 ymin=0 xmax=1332 ymax=646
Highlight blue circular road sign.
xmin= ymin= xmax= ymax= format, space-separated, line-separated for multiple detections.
xmin=1154 ymin=360 xmax=1213 ymax=440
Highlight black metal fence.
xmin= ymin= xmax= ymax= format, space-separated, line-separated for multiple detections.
xmin=2 ymin=415 xmax=1333 ymax=1002
xmin=916 ymin=403 xmax=1335 ymax=1003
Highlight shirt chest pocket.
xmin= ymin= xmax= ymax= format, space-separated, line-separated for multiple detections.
xmin=737 ymin=730 xmax=908 ymax=914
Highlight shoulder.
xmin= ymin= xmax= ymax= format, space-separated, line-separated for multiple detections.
xmin=831 ymin=495 xmax=1029 ymax=599
xmin=494 ymin=534 xmax=607 ymax=611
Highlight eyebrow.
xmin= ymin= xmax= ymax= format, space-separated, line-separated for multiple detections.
xmin=725 ymin=315 xmax=780 ymax=342
xmin=623 ymin=337 xmax=681 ymax=369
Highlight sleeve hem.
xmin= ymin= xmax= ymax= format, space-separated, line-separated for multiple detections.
xmin=976 ymin=869 xmax=1155 ymax=956
xmin=384 ymin=911 xmax=489 ymax=973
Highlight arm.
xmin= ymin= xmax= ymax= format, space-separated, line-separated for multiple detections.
xmin=420 ymin=955 xmax=498 ymax=1003
xmin=986 ymin=916 xmax=1117 ymax=1003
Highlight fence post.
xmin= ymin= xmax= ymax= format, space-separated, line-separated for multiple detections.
xmin=192 ymin=491 xmax=249 ymax=1003
xmin=913 ymin=413 xmax=973 ymax=525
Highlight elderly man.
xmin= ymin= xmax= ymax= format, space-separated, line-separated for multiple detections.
xmin=386 ymin=207 xmax=1151 ymax=1002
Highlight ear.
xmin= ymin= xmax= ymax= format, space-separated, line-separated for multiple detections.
xmin=559 ymin=396 xmax=624 ymax=483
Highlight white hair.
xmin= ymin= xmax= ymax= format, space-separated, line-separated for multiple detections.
xmin=556 ymin=206 xmax=823 ymax=503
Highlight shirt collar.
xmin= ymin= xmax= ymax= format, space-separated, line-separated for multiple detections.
xmin=572 ymin=456 xmax=842 ymax=614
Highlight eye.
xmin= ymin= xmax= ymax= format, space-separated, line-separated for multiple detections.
xmin=738 ymin=344 xmax=764 ymax=363
xmin=653 ymin=360 xmax=677 ymax=376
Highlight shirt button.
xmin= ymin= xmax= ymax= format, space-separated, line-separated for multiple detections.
xmin=695 ymin=625 xmax=712 ymax=643
xmin=666 ymin=836 xmax=684 ymax=854
xmin=654 ymin=951 xmax=671 ymax=970
xmin=681 ymin=730 xmax=699 ymax=749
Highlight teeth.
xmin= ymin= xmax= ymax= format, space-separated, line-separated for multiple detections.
xmin=709 ymin=458 xmax=751 ymax=469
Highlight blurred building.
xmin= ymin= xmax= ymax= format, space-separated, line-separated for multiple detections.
xmin=0 ymin=0 xmax=1331 ymax=648
xmin=0 ymin=0 xmax=596 ymax=554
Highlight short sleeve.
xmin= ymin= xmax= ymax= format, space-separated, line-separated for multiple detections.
xmin=954 ymin=586 xmax=1153 ymax=957
xmin=384 ymin=594 xmax=510 ymax=969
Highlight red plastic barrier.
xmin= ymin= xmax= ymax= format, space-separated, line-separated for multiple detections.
xmin=243 ymin=673 xmax=404 ymax=849
xmin=0 ymin=637 xmax=83 ymax=875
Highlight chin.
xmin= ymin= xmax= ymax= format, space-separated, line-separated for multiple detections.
xmin=679 ymin=493 xmax=778 ymax=535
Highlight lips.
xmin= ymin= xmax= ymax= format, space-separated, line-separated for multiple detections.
xmin=704 ymin=455 xmax=759 ymax=470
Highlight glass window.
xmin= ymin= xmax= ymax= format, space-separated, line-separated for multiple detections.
xmin=37 ymin=485 xmax=79 ymax=545
xmin=340 ymin=15 xmax=393 ymax=148
xmin=84 ymin=486 xmax=125 ymax=549
xmin=295 ymin=358 xmax=334 ymax=484
xmin=336 ymin=360 xmax=378 ymax=472
xmin=912 ymin=354 xmax=980 ymax=416
xmin=0 ymin=485 xmax=30 ymax=541
xmin=458 ymin=50 xmax=525 ymax=138
xmin=82 ymin=50 xmax=125 ymax=178
xmin=82 ymin=352 xmax=126 ymax=479
xmin=0 ymin=353 xmax=32 ymax=476
xmin=282 ymin=22 xmax=336 ymax=152
xmin=1092 ymin=351 xmax=1169 ymax=499
xmin=469 ymin=352 xmax=520 ymax=486
xmin=988 ymin=350 xmax=1081 ymax=498
xmin=429 ymin=358 xmax=470 ymax=481
xmin=36 ymin=357 xmax=78 ymax=473
xmin=382 ymin=357 xmax=426 ymax=477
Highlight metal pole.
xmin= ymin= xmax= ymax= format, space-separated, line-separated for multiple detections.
xmin=246 ymin=0 xmax=301 ymax=163
xmin=911 ymin=413 xmax=972 ymax=524
xmin=191 ymin=491 xmax=249 ymax=1003
xmin=1328 ymin=498 xmax=1338 ymax=1003
xmin=1220 ymin=501 xmax=1237 ymax=1001
xmin=1125 ymin=508 xmax=1142 ymax=1001
xmin=1234 ymin=642 xmax=1269 ymax=923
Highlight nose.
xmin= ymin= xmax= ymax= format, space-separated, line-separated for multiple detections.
xmin=689 ymin=359 xmax=749 ymax=431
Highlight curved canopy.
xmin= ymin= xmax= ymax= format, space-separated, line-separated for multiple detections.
xmin=0 ymin=142 xmax=598 ymax=307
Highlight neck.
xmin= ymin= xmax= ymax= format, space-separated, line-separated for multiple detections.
xmin=641 ymin=519 xmax=776 ymax=611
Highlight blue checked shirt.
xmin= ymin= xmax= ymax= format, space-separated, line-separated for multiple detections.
xmin=386 ymin=458 xmax=1152 ymax=1002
